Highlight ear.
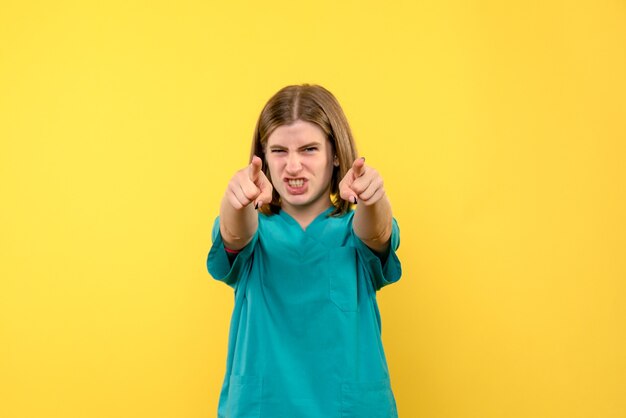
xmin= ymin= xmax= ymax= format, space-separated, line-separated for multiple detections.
xmin=333 ymin=155 xmax=340 ymax=167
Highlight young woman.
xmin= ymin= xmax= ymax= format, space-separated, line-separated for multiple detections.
xmin=207 ymin=84 xmax=402 ymax=418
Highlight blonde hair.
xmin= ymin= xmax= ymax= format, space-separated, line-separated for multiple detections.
xmin=250 ymin=84 xmax=358 ymax=216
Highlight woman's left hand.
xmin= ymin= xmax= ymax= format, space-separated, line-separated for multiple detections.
xmin=339 ymin=157 xmax=386 ymax=206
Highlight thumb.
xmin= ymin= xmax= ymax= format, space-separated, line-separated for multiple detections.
xmin=248 ymin=155 xmax=262 ymax=182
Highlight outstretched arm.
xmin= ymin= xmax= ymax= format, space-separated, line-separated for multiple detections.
xmin=339 ymin=157 xmax=393 ymax=254
xmin=220 ymin=156 xmax=273 ymax=251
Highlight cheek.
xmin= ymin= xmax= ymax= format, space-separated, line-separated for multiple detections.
xmin=265 ymin=160 xmax=281 ymax=184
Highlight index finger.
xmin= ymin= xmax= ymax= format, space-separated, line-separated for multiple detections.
xmin=352 ymin=157 xmax=366 ymax=178
xmin=248 ymin=155 xmax=262 ymax=181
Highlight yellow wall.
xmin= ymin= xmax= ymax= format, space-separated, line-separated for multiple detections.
xmin=1 ymin=1 xmax=625 ymax=417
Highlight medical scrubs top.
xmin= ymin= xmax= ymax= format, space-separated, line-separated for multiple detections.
xmin=207 ymin=207 xmax=402 ymax=418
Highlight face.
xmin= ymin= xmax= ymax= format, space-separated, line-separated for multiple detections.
xmin=265 ymin=120 xmax=337 ymax=216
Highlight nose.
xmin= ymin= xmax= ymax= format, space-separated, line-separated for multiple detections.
xmin=285 ymin=152 xmax=302 ymax=175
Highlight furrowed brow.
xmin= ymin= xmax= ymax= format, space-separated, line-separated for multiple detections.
xmin=299 ymin=142 xmax=322 ymax=149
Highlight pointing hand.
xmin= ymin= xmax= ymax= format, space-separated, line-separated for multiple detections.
xmin=225 ymin=156 xmax=274 ymax=210
xmin=338 ymin=157 xmax=386 ymax=206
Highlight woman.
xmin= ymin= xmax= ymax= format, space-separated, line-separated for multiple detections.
xmin=207 ymin=84 xmax=402 ymax=418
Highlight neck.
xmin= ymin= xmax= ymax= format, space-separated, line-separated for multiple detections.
xmin=282 ymin=198 xmax=333 ymax=230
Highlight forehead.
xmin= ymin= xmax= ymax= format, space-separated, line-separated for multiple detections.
xmin=266 ymin=120 xmax=327 ymax=147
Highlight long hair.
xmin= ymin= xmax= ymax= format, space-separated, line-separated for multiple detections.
xmin=250 ymin=84 xmax=358 ymax=216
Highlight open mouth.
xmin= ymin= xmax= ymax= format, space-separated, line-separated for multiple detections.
xmin=284 ymin=178 xmax=308 ymax=194
xmin=286 ymin=178 xmax=305 ymax=188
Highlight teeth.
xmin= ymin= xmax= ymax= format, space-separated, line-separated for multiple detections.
xmin=288 ymin=179 xmax=304 ymax=187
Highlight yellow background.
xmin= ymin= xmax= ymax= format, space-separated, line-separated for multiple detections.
xmin=1 ymin=1 xmax=625 ymax=417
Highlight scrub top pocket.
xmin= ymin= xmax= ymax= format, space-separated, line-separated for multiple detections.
xmin=340 ymin=378 xmax=398 ymax=418
xmin=226 ymin=374 xmax=263 ymax=418
xmin=328 ymin=246 xmax=359 ymax=312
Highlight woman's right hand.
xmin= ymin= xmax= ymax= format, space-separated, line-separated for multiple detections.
xmin=224 ymin=155 xmax=274 ymax=210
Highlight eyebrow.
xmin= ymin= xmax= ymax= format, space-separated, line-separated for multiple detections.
xmin=268 ymin=142 xmax=322 ymax=150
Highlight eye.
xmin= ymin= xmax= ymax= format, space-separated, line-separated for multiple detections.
xmin=271 ymin=149 xmax=286 ymax=153
xmin=304 ymin=147 xmax=318 ymax=152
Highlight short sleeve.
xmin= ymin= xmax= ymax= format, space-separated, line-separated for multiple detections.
xmin=352 ymin=217 xmax=402 ymax=292
xmin=206 ymin=216 xmax=258 ymax=290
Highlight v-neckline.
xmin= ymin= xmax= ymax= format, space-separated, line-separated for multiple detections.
xmin=278 ymin=206 xmax=334 ymax=233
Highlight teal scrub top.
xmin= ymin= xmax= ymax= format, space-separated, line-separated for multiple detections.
xmin=207 ymin=206 xmax=402 ymax=418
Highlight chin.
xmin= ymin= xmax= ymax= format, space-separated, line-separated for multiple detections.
xmin=284 ymin=197 xmax=310 ymax=206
